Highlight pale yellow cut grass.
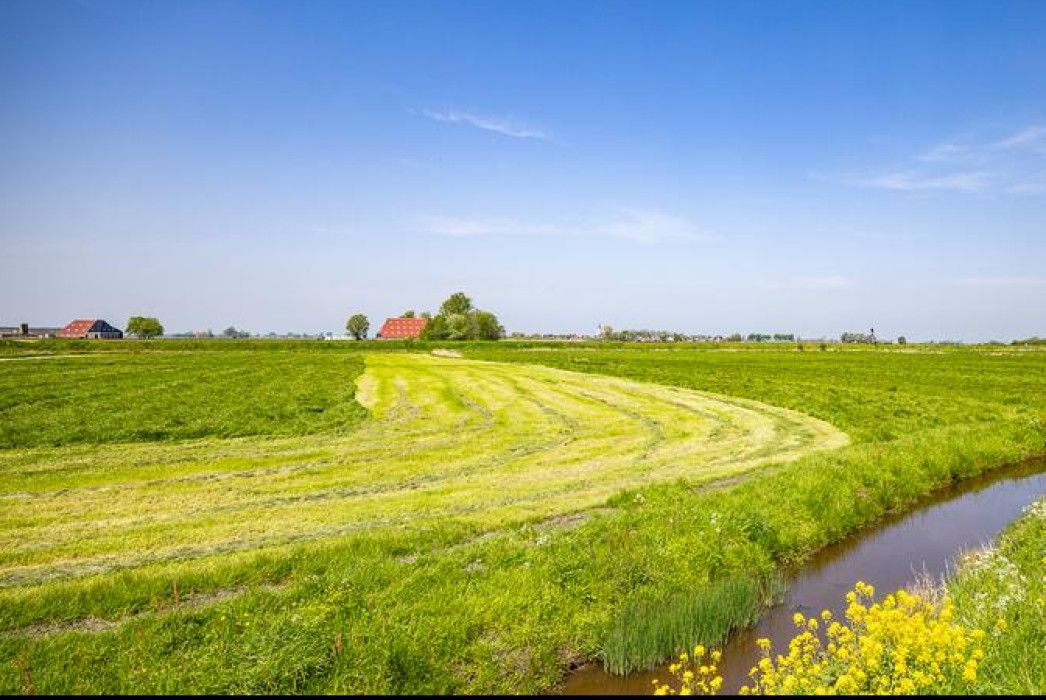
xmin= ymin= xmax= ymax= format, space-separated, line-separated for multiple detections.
xmin=0 ymin=354 xmax=847 ymax=586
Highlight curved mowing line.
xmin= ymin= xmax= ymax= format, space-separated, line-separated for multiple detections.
xmin=0 ymin=353 xmax=847 ymax=586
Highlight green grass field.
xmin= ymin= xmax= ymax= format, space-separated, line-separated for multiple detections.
xmin=0 ymin=350 xmax=367 ymax=447
xmin=0 ymin=341 xmax=1043 ymax=693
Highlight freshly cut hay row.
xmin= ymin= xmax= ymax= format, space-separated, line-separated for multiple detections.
xmin=0 ymin=354 xmax=847 ymax=586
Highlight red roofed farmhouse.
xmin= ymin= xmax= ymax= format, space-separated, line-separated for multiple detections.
xmin=59 ymin=319 xmax=124 ymax=339
xmin=377 ymin=317 xmax=428 ymax=340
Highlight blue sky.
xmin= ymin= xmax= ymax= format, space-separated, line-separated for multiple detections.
xmin=1 ymin=0 xmax=1044 ymax=340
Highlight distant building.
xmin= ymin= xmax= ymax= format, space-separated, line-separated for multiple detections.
xmin=377 ymin=317 xmax=428 ymax=340
xmin=58 ymin=319 xmax=124 ymax=339
xmin=0 ymin=324 xmax=62 ymax=338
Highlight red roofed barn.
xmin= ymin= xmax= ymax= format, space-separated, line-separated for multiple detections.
xmin=377 ymin=317 xmax=428 ymax=340
xmin=59 ymin=319 xmax=124 ymax=339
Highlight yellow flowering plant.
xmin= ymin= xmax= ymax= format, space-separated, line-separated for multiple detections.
xmin=652 ymin=645 xmax=724 ymax=695
xmin=653 ymin=582 xmax=990 ymax=696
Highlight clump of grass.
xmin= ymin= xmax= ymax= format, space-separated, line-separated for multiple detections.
xmin=603 ymin=576 xmax=773 ymax=675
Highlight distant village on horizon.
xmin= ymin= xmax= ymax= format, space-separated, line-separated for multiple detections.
xmin=1 ymin=317 xmax=1041 ymax=347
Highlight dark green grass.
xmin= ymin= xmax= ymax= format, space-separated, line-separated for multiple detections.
xmin=0 ymin=351 xmax=367 ymax=448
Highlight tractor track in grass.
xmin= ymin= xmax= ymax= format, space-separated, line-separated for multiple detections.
xmin=0 ymin=353 xmax=848 ymax=587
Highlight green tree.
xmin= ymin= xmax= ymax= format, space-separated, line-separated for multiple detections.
xmin=898 ymin=336 xmax=907 ymax=345
xmin=402 ymin=310 xmax=416 ymax=318
xmin=126 ymin=316 xmax=164 ymax=339
xmin=420 ymin=292 xmax=503 ymax=341
xmin=346 ymin=314 xmax=370 ymax=340
xmin=420 ymin=314 xmax=448 ymax=340
xmin=439 ymin=292 xmax=473 ymax=316
xmin=445 ymin=313 xmax=469 ymax=340
xmin=473 ymin=311 xmax=505 ymax=340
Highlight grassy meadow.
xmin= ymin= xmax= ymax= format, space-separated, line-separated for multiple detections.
xmin=0 ymin=350 xmax=368 ymax=448
xmin=1 ymin=340 xmax=1044 ymax=693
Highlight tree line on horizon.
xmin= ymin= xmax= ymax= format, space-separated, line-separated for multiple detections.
xmin=126 ymin=317 xmax=250 ymax=340
xmin=86 ymin=312 xmax=1035 ymax=346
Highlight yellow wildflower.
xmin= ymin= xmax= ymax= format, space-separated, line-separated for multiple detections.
xmin=730 ymin=583 xmax=987 ymax=697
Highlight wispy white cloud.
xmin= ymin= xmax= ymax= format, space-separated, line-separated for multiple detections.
xmin=916 ymin=142 xmax=969 ymax=163
xmin=845 ymin=171 xmax=991 ymax=192
xmin=596 ymin=209 xmax=702 ymax=243
xmin=833 ymin=124 xmax=1046 ymax=195
xmin=417 ymin=209 xmax=711 ymax=243
xmin=422 ymin=109 xmax=548 ymax=140
xmin=992 ymin=125 xmax=1046 ymax=150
